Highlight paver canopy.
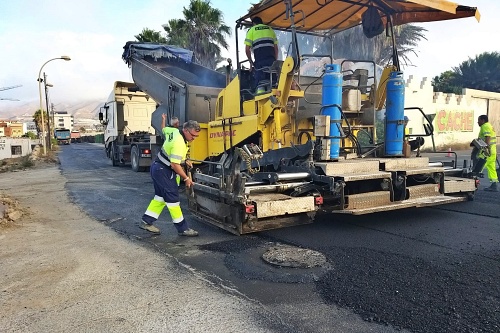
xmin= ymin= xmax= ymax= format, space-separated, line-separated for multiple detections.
xmin=238 ymin=0 xmax=480 ymax=34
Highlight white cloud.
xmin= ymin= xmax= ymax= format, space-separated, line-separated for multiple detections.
xmin=0 ymin=0 xmax=190 ymax=107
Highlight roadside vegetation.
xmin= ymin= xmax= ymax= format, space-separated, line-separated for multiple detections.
xmin=134 ymin=0 xmax=231 ymax=69
xmin=432 ymin=51 xmax=500 ymax=94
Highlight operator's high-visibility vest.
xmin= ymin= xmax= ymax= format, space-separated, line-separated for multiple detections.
xmin=245 ymin=24 xmax=277 ymax=62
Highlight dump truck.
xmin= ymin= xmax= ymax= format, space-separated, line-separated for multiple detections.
xmin=122 ymin=0 xmax=480 ymax=235
xmin=54 ymin=128 xmax=71 ymax=145
xmin=99 ymin=81 xmax=157 ymax=171
xmin=120 ymin=43 xmax=226 ymax=164
xmin=70 ymin=131 xmax=81 ymax=143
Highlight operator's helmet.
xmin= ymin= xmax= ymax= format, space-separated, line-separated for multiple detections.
xmin=404 ymin=116 xmax=410 ymax=122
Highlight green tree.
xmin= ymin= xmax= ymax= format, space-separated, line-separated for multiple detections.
xmin=22 ymin=131 xmax=37 ymax=139
xmin=33 ymin=109 xmax=48 ymax=137
xmin=276 ymin=24 xmax=426 ymax=69
xmin=162 ymin=19 xmax=188 ymax=46
xmin=135 ymin=28 xmax=167 ymax=43
xmin=162 ymin=0 xmax=231 ymax=69
xmin=432 ymin=52 xmax=500 ymax=94
xmin=331 ymin=24 xmax=427 ymax=67
xmin=431 ymin=70 xmax=461 ymax=94
xmin=452 ymin=52 xmax=500 ymax=93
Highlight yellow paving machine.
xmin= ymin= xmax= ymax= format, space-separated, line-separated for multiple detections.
xmin=123 ymin=0 xmax=480 ymax=235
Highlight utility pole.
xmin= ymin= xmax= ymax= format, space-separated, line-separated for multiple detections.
xmin=37 ymin=56 xmax=71 ymax=156
xmin=43 ymin=72 xmax=52 ymax=150
xmin=51 ymin=103 xmax=55 ymax=130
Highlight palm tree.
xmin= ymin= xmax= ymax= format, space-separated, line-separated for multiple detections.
xmin=33 ymin=109 xmax=48 ymax=137
xmin=162 ymin=0 xmax=231 ymax=69
xmin=432 ymin=52 xmax=500 ymax=94
xmin=135 ymin=28 xmax=167 ymax=43
xmin=330 ymin=24 xmax=427 ymax=67
xmin=452 ymin=52 xmax=500 ymax=93
xmin=276 ymin=24 xmax=426 ymax=69
xmin=391 ymin=25 xmax=427 ymax=67
xmin=162 ymin=19 xmax=188 ymax=46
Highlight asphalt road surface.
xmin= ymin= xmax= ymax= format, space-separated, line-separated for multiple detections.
xmin=59 ymin=143 xmax=499 ymax=333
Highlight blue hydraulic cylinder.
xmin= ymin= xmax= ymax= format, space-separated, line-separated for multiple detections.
xmin=384 ymin=71 xmax=405 ymax=156
xmin=321 ymin=64 xmax=343 ymax=159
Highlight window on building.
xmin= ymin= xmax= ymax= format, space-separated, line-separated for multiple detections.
xmin=11 ymin=145 xmax=22 ymax=155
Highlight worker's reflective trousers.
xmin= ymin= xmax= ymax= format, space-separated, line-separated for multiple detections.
xmin=142 ymin=161 xmax=188 ymax=232
xmin=481 ymin=147 xmax=498 ymax=182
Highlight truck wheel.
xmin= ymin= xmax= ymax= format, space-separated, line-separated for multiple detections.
xmin=466 ymin=192 xmax=475 ymax=201
xmin=111 ymin=144 xmax=119 ymax=167
xmin=131 ymin=146 xmax=145 ymax=172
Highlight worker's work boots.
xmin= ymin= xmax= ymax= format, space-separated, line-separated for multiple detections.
xmin=484 ymin=182 xmax=498 ymax=192
xmin=140 ymin=221 xmax=161 ymax=234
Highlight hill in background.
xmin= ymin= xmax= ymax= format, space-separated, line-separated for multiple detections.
xmin=0 ymin=100 xmax=103 ymax=122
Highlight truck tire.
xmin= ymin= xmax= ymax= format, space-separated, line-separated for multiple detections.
xmin=466 ymin=191 xmax=475 ymax=201
xmin=131 ymin=145 xmax=145 ymax=172
xmin=111 ymin=143 xmax=119 ymax=167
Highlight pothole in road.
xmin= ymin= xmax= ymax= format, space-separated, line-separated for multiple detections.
xmin=262 ymin=245 xmax=327 ymax=268
xmin=224 ymin=243 xmax=331 ymax=283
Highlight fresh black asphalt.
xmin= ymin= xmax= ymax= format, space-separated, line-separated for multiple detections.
xmin=59 ymin=143 xmax=500 ymax=333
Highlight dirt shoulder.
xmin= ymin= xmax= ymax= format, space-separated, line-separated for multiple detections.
xmin=0 ymin=162 xmax=275 ymax=332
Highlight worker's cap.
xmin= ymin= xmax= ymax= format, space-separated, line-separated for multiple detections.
xmin=183 ymin=120 xmax=201 ymax=132
xmin=404 ymin=116 xmax=410 ymax=121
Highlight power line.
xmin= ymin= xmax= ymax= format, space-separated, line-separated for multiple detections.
xmin=0 ymin=85 xmax=22 ymax=92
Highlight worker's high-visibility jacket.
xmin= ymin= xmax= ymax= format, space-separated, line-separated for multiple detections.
xmin=157 ymin=127 xmax=189 ymax=168
xmin=142 ymin=127 xmax=190 ymax=230
xmin=478 ymin=121 xmax=498 ymax=183
xmin=244 ymin=24 xmax=277 ymax=63
xmin=479 ymin=121 xmax=497 ymax=156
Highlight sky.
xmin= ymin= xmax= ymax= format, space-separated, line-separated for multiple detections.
xmin=0 ymin=0 xmax=497 ymax=113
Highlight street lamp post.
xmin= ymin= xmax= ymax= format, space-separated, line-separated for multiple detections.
xmin=43 ymin=73 xmax=53 ymax=150
xmin=38 ymin=56 xmax=71 ymax=155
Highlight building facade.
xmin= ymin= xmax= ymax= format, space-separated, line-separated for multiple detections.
xmin=0 ymin=137 xmax=38 ymax=160
xmin=52 ymin=111 xmax=74 ymax=131
xmin=402 ymin=76 xmax=500 ymax=150
xmin=0 ymin=121 xmax=23 ymax=137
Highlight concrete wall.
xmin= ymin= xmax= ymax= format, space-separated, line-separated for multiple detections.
xmin=0 ymin=138 xmax=38 ymax=160
xmin=403 ymin=76 xmax=500 ymax=150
